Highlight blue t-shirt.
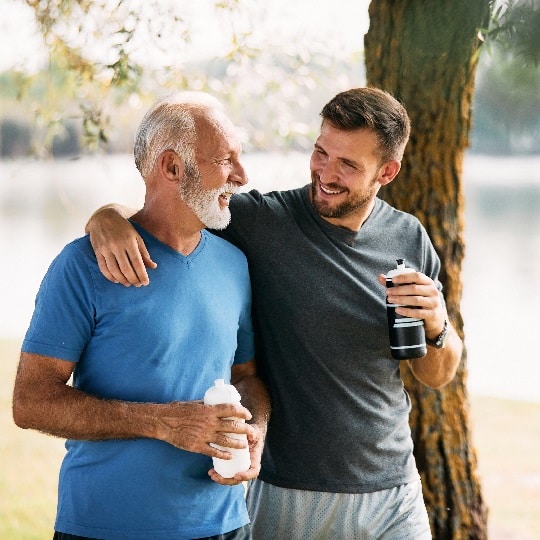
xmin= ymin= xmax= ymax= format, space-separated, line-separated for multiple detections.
xmin=22 ymin=224 xmax=254 ymax=539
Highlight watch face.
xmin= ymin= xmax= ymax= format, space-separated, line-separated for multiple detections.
xmin=427 ymin=321 xmax=449 ymax=348
xmin=437 ymin=322 xmax=449 ymax=347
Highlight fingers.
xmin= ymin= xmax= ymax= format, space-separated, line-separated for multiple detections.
xmin=94 ymin=240 xmax=155 ymax=287
xmin=138 ymin=237 xmax=158 ymax=271
xmin=386 ymin=270 xmax=432 ymax=286
xmin=158 ymin=402 xmax=254 ymax=459
xmin=384 ymin=272 xmax=437 ymax=303
xmin=96 ymin=253 xmax=120 ymax=284
xmin=387 ymin=286 xmax=438 ymax=310
xmin=211 ymin=430 xmax=251 ymax=451
xmin=95 ymin=251 xmax=132 ymax=287
xmin=122 ymin=251 xmax=148 ymax=287
xmin=208 ymin=468 xmax=242 ymax=485
xmin=215 ymin=403 xmax=253 ymax=423
xmin=209 ymin=416 xmax=256 ymax=452
xmin=125 ymin=236 xmax=157 ymax=286
xmin=207 ymin=424 xmax=264 ymax=486
xmin=88 ymin=211 xmax=156 ymax=286
xmin=96 ymin=250 xmax=139 ymax=287
xmin=383 ymin=272 xmax=443 ymax=324
xmin=208 ymin=463 xmax=260 ymax=485
xmin=112 ymin=237 xmax=151 ymax=286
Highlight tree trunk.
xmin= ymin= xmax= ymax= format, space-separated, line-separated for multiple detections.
xmin=365 ymin=1 xmax=491 ymax=538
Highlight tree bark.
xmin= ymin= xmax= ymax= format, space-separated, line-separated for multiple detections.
xmin=365 ymin=1 xmax=491 ymax=538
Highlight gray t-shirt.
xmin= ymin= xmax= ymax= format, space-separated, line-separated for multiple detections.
xmin=221 ymin=185 xmax=442 ymax=493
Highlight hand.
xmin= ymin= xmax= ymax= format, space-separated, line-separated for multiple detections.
xmin=208 ymin=422 xmax=266 ymax=486
xmin=156 ymin=400 xmax=254 ymax=457
xmin=378 ymin=271 xmax=446 ymax=339
xmin=87 ymin=206 xmax=156 ymax=287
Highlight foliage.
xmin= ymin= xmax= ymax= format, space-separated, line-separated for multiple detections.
xmin=471 ymin=0 xmax=540 ymax=154
xmin=1 ymin=0 xmax=537 ymax=157
xmin=472 ymin=41 xmax=540 ymax=154
xmin=12 ymin=0 xmax=364 ymax=155
xmin=22 ymin=0 xmax=189 ymax=151
xmin=483 ymin=0 xmax=540 ymax=66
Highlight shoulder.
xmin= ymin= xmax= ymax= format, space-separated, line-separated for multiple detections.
xmin=227 ymin=186 xmax=307 ymax=230
xmin=376 ymin=198 xmax=422 ymax=223
xmin=230 ymin=186 xmax=305 ymax=213
xmin=204 ymin=231 xmax=248 ymax=263
xmin=374 ymin=199 xmax=428 ymax=235
xmin=218 ymin=186 xmax=307 ymax=250
xmin=48 ymin=236 xmax=96 ymax=273
xmin=374 ymin=199 xmax=440 ymax=277
xmin=33 ymin=237 xmax=98 ymax=311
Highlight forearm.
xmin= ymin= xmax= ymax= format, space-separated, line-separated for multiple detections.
xmin=84 ymin=203 xmax=137 ymax=234
xmin=14 ymin=381 xmax=165 ymax=441
xmin=409 ymin=324 xmax=462 ymax=389
xmin=233 ymin=373 xmax=271 ymax=436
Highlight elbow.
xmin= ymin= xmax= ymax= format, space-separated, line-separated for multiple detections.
xmin=410 ymin=353 xmax=461 ymax=390
xmin=437 ymin=363 xmax=460 ymax=389
xmin=12 ymin=392 xmax=38 ymax=430
xmin=425 ymin=374 xmax=455 ymax=390
xmin=12 ymin=403 xmax=31 ymax=430
xmin=413 ymin=371 xmax=453 ymax=390
xmin=429 ymin=359 xmax=460 ymax=389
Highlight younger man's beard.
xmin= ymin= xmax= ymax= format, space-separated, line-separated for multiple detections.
xmin=179 ymin=162 xmax=234 ymax=230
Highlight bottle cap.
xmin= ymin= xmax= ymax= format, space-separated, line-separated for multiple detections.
xmin=387 ymin=259 xmax=415 ymax=279
xmin=204 ymin=379 xmax=242 ymax=405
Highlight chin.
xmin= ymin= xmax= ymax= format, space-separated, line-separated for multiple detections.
xmin=203 ymin=209 xmax=231 ymax=230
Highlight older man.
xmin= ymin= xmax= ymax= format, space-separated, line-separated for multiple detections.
xmin=13 ymin=92 xmax=270 ymax=540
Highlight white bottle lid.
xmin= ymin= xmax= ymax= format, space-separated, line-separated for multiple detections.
xmin=204 ymin=379 xmax=242 ymax=405
xmin=387 ymin=258 xmax=415 ymax=279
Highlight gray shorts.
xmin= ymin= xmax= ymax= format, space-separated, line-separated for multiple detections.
xmin=246 ymin=479 xmax=431 ymax=540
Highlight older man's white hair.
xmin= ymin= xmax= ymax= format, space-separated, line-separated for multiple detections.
xmin=133 ymin=91 xmax=225 ymax=179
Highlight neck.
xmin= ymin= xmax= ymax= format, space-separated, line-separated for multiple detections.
xmin=131 ymin=203 xmax=203 ymax=256
xmin=324 ymin=201 xmax=376 ymax=231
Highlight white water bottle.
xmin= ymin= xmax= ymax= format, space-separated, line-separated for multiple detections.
xmin=386 ymin=259 xmax=427 ymax=360
xmin=203 ymin=379 xmax=251 ymax=478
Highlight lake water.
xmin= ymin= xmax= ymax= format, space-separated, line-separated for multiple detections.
xmin=1 ymin=152 xmax=539 ymax=402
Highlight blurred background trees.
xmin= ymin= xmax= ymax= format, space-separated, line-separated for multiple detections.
xmin=0 ymin=0 xmax=538 ymax=159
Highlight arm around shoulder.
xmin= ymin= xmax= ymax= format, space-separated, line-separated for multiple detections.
xmin=84 ymin=203 xmax=138 ymax=234
xmin=84 ymin=203 xmax=156 ymax=287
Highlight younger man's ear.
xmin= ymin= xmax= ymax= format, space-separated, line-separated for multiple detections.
xmin=378 ymin=160 xmax=401 ymax=186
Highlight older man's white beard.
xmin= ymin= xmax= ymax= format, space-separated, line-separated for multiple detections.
xmin=179 ymin=172 xmax=235 ymax=230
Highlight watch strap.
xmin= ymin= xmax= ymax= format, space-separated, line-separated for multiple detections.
xmin=426 ymin=320 xmax=449 ymax=348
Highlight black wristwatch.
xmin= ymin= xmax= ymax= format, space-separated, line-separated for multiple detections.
xmin=426 ymin=320 xmax=450 ymax=349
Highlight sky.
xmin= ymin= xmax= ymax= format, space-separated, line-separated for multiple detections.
xmin=0 ymin=0 xmax=371 ymax=73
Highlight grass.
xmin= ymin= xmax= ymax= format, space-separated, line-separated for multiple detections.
xmin=0 ymin=340 xmax=64 ymax=539
xmin=469 ymin=394 xmax=540 ymax=539
xmin=1 ymin=339 xmax=539 ymax=539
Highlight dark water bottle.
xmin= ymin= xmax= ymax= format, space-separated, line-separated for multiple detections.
xmin=386 ymin=259 xmax=427 ymax=360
